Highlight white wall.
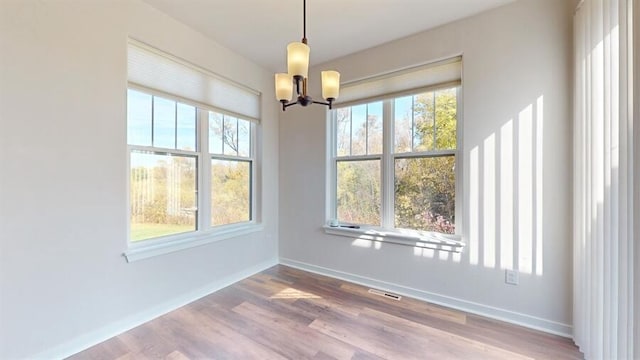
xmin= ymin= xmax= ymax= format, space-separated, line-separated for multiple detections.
xmin=634 ymin=0 xmax=640 ymax=354
xmin=279 ymin=0 xmax=574 ymax=335
xmin=0 ymin=1 xmax=279 ymax=358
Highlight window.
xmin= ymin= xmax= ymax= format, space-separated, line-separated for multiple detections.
xmin=208 ymin=112 xmax=253 ymax=226
xmin=128 ymin=90 xmax=198 ymax=241
xmin=335 ymin=102 xmax=383 ymax=225
xmin=330 ymin=86 xmax=459 ymax=236
xmin=127 ymin=88 xmax=256 ymax=243
xmin=124 ymin=40 xmax=262 ymax=261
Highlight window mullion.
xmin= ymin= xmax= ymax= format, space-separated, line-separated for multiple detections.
xmin=349 ymin=108 xmax=353 ymax=156
xmin=365 ymin=104 xmax=369 ymax=155
xmin=151 ymin=96 xmax=155 ymax=146
xmin=382 ymin=99 xmax=395 ymax=228
xmin=174 ymin=101 xmax=178 ymax=149
xmin=411 ymin=96 xmax=415 ymax=151
xmin=236 ymin=117 xmax=240 ymax=155
xmin=199 ymin=109 xmax=211 ymax=230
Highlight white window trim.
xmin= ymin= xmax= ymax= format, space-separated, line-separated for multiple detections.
xmin=323 ymin=225 xmax=464 ymax=252
xmin=326 ymin=87 xmax=463 ymax=252
xmin=125 ymin=87 xmax=260 ymax=262
xmin=124 ymin=223 xmax=264 ymax=262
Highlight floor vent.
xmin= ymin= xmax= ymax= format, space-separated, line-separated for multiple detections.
xmin=368 ymin=288 xmax=402 ymax=301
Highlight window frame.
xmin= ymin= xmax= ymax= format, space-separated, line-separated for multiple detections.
xmin=207 ymin=111 xmax=255 ymax=227
xmin=327 ymin=85 xmax=463 ymax=251
xmin=124 ymin=85 xmax=261 ymax=262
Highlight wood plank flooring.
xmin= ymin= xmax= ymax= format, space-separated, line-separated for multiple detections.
xmin=70 ymin=265 xmax=582 ymax=359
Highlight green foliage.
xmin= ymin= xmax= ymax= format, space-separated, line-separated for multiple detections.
xmin=211 ymin=160 xmax=251 ymax=226
xmin=336 ymin=88 xmax=457 ymax=234
xmin=337 ymin=160 xmax=380 ymax=225
xmin=130 ymin=223 xmax=194 ymax=242
xmin=394 ymin=89 xmax=457 ymax=233
xmin=394 ymin=156 xmax=456 ymax=233
xmin=130 ymin=155 xmax=197 ymax=240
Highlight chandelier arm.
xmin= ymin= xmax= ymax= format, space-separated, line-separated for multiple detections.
xmin=280 ymin=97 xmax=334 ymax=112
xmin=312 ymin=99 xmax=334 ymax=109
xmin=281 ymin=100 xmax=298 ymax=111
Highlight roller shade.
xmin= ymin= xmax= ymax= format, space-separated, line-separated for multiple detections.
xmin=127 ymin=40 xmax=261 ymax=121
xmin=337 ymin=56 xmax=462 ymax=106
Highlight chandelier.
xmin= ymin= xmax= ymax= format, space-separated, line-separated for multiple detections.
xmin=274 ymin=0 xmax=340 ymax=111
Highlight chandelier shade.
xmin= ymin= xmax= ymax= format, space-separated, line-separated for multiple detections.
xmin=275 ymin=0 xmax=340 ymax=111
xmin=287 ymin=42 xmax=310 ymax=78
xmin=321 ymin=70 xmax=340 ymax=100
xmin=275 ymin=73 xmax=293 ymax=101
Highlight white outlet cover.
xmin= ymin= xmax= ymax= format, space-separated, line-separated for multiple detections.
xmin=505 ymin=270 xmax=519 ymax=285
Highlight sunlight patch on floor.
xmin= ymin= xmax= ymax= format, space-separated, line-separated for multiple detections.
xmin=270 ymin=287 xmax=321 ymax=299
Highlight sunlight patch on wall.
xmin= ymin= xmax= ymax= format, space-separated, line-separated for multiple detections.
xmin=500 ymin=119 xmax=514 ymax=270
xmin=412 ymin=243 xmax=460 ymax=262
xmin=469 ymin=146 xmax=480 ymax=266
xmin=352 ymin=239 xmax=374 ymax=248
xmin=413 ymin=246 xmax=435 ymax=258
xmin=350 ymin=237 xmax=383 ymax=250
xmin=518 ymin=104 xmax=533 ymax=274
xmin=535 ymin=96 xmax=544 ymax=276
xmin=466 ymin=99 xmax=545 ymax=276
xmin=483 ymin=133 xmax=496 ymax=268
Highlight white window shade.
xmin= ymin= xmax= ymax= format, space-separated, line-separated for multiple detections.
xmin=127 ymin=40 xmax=261 ymax=121
xmin=337 ymin=56 xmax=462 ymax=106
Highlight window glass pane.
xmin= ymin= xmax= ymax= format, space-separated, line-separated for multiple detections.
xmin=435 ymin=88 xmax=457 ymax=150
xmin=127 ymin=89 xmax=152 ymax=146
xmin=394 ymin=96 xmax=412 ymax=153
xmin=211 ymin=159 xmax=251 ymax=226
xmin=413 ymin=92 xmax=435 ymax=152
xmin=336 ymin=108 xmax=351 ymax=156
xmin=130 ymin=151 xmax=197 ymax=241
xmin=336 ymin=160 xmax=380 ymax=225
xmin=223 ymin=116 xmax=238 ymax=156
xmin=237 ymin=119 xmax=251 ymax=157
xmin=208 ymin=112 xmax=223 ymax=155
xmin=176 ymin=102 xmax=196 ymax=151
xmin=153 ymin=97 xmax=176 ymax=149
xmin=367 ymin=102 xmax=383 ymax=155
xmin=394 ymin=156 xmax=455 ymax=233
xmin=350 ymin=104 xmax=367 ymax=156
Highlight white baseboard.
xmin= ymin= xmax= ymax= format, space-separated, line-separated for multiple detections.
xmin=31 ymin=258 xmax=278 ymax=360
xmin=279 ymin=257 xmax=573 ymax=338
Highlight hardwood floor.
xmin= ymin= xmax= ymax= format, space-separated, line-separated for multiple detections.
xmin=70 ymin=265 xmax=582 ymax=359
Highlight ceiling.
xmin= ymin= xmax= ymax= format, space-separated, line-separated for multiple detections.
xmin=143 ymin=0 xmax=515 ymax=72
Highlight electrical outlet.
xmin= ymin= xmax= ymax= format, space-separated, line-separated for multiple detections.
xmin=505 ymin=270 xmax=519 ymax=285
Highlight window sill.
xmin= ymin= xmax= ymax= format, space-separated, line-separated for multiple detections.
xmin=124 ymin=223 xmax=264 ymax=262
xmin=323 ymin=225 xmax=465 ymax=253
